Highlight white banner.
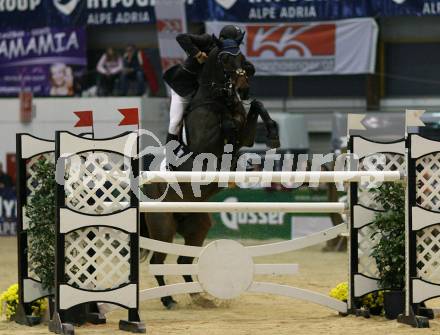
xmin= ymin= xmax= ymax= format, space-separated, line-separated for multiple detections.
xmin=206 ymin=18 xmax=378 ymax=76
xmin=154 ymin=0 xmax=187 ymax=73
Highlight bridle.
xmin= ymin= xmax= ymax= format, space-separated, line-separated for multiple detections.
xmin=209 ymin=46 xmax=247 ymax=103
xmin=193 ymin=40 xmax=248 ymax=111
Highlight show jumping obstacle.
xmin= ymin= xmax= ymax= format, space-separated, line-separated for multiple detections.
xmin=15 ymin=112 xmax=438 ymax=334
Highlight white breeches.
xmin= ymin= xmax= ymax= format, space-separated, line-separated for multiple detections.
xmin=168 ymin=89 xmax=190 ymax=135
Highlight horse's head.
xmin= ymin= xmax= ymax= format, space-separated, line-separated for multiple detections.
xmin=216 ymin=37 xmax=250 ymax=100
xmin=203 ymin=36 xmax=250 ymax=101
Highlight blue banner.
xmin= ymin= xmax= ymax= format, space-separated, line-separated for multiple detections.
xmin=0 ymin=187 xmax=16 ymax=236
xmin=0 ymin=0 xmax=87 ymax=28
xmin=207 ymin=0 xmax=440 ymax=22
xmin=208 ymin=0 xmax=375 ymax=22
xmin=0 ymin=0 xmax=439 ymax=28
xmin=0 ymin=0 xmax=207 ymax=28
xmin=0 ymin=26 xmax=87 ymax=96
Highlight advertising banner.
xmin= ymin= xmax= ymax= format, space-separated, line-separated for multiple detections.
xmin=208 ymin=0 xmax=440 ymax=22
xmin=0 ymin=0 xmax=205 ymax=28
xmin=0 ymin=1 xmax=439 ymax=29
xmin=0 ymin=26 xmax=87 ymax=96
xmin=208 ymin=188 xmax=331 ymax=240
xmin=154 ymin=0 xmax=188 ymax=73
xmin=209 ymin=0 xmax=373 ymax=22
xmin=0 ymin=187 xmax=17 ymax=236
xmin=206 ymin=18 xmax=378 ymax=76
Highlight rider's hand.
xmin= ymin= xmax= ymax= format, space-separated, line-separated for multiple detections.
xmin=195 ymin=51 xmax=208 ymax=64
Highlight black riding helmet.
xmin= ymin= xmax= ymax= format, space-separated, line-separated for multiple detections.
xmin=219 ymin=25 xmax=245 ymax=44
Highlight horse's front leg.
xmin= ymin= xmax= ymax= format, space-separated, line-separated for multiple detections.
xmin=144 ymin=212 xmax=178 ymax=310
xmin=250 ymin=100 xmax=280 ymax=149
xmin=239 ymin=104 xmax=259 ymax=147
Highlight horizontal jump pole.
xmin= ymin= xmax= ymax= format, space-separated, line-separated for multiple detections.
xmin=139 ymin=202 xmax=346 ymax=213
xmin=139 ymin=171 xmax=403 ymax=184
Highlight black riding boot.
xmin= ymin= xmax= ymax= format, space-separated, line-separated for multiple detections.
xmin=165 ymin=133 xmax=179 ymax=170
xmin=165 ymin=133 xmax=191 ymax=171
xmin=166 ymin=133 xmax=179 ymax=144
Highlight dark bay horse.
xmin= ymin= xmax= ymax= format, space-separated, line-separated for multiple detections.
xmin=141 ymin=40 xmax=280 ymax=309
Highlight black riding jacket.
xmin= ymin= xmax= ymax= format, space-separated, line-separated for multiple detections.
xmin=176 ymin=33 xmax=215 ymax=74
xmin=163 ymin=33 xmax=255 ymax=97
xmin=177 ymin=33 xmax=255 ymax=76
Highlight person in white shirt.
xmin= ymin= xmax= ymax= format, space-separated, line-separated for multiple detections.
xmin=96 ymin=47 xmax=123 ymax=96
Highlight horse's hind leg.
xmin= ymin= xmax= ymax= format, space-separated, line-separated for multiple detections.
xmin=150 ymin=251 xmax=178 ymax=309
xmin=176 ymin=213 xmax=217 ymax=307
xmin=176 ymin=213 xmax=211 ymax=283
xmin=146 ymin=212 xmax=178 ymax=309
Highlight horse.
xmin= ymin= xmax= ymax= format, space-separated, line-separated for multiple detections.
xmin=141 ymin=38 xmax=280 ymax=309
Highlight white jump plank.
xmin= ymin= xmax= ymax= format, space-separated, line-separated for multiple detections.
xmin=140 ymin=171 xmax=403 ymax=184
xmin=352 ymin=137 xmax=405 ymax=158
xmin=353 ymin=274 xmax=380 ymax=297
xmin=23 ymin=278 xmax=52 ymax=303
xmin=140 ymin=202 xmax=347 ymax=213
xmin=412 ymin=279 xmax=440 ymax=304
xmin=59 ymin=132 xmax=137 ymax=157
xmin=139 ymin=237 xmax=202 ymax=257
xmin=247 ymin=224 xmax=347 ymax=257
xmin=60 ymin=284 xmax=137 ymax=310
xmin=148 ymin=263 xmax=300 ymax=276
xmin=21 ymin=134 xmax=54 ymax=159
xmin=99 ymin=282 xmax=204 ymax=314
xmin=249 ymin=282 xmax=348 ymax=313
xmin=139 ymin=282 xmax=203 ymax=301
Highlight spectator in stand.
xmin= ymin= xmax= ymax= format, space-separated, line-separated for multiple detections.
xmin=120 ymin=45 xmax=145 ymax=96
xmin=0 ymin=162 xmax=12 ymax=189
xmin=96 ymin=47 xmax=123 ymax=96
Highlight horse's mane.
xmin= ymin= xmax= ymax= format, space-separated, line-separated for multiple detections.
xmin=199 ymin=47 xmax=222 ymax=86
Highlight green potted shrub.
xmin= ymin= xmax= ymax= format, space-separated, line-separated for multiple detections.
xmin=26 ymin=159 xmax=98 ymax=326
xmin=370 ymin=182 xmax=405 ymax=319
xmin=25 ymin=159 xmax=56 ymax=322
xmin=26 ymin=159 xmax=57 ymax=292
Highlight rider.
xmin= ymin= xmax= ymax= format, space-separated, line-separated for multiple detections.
xmin=163 ymin=25 xmax=255 ymax=145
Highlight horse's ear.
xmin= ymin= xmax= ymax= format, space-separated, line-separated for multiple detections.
xmin=212 ymin=34 xmax=223 ymax=49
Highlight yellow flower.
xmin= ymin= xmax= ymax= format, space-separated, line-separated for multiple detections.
xmin=329 ymin=282 xmax=348 ymax=301
xmin=0 ymin=283 xmax=47 ymax=321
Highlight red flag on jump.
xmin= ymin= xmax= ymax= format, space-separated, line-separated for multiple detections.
xmin=74 ymin=110 xmax=93 ymax=127
xmin=118 ymin=108 xmax=139 ymax=126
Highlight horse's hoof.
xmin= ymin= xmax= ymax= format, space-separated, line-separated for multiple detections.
xmin=161 ymin=296 xmax=178 ymax=310
xmin=165 ymin=301 xmax=178 ymax=310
